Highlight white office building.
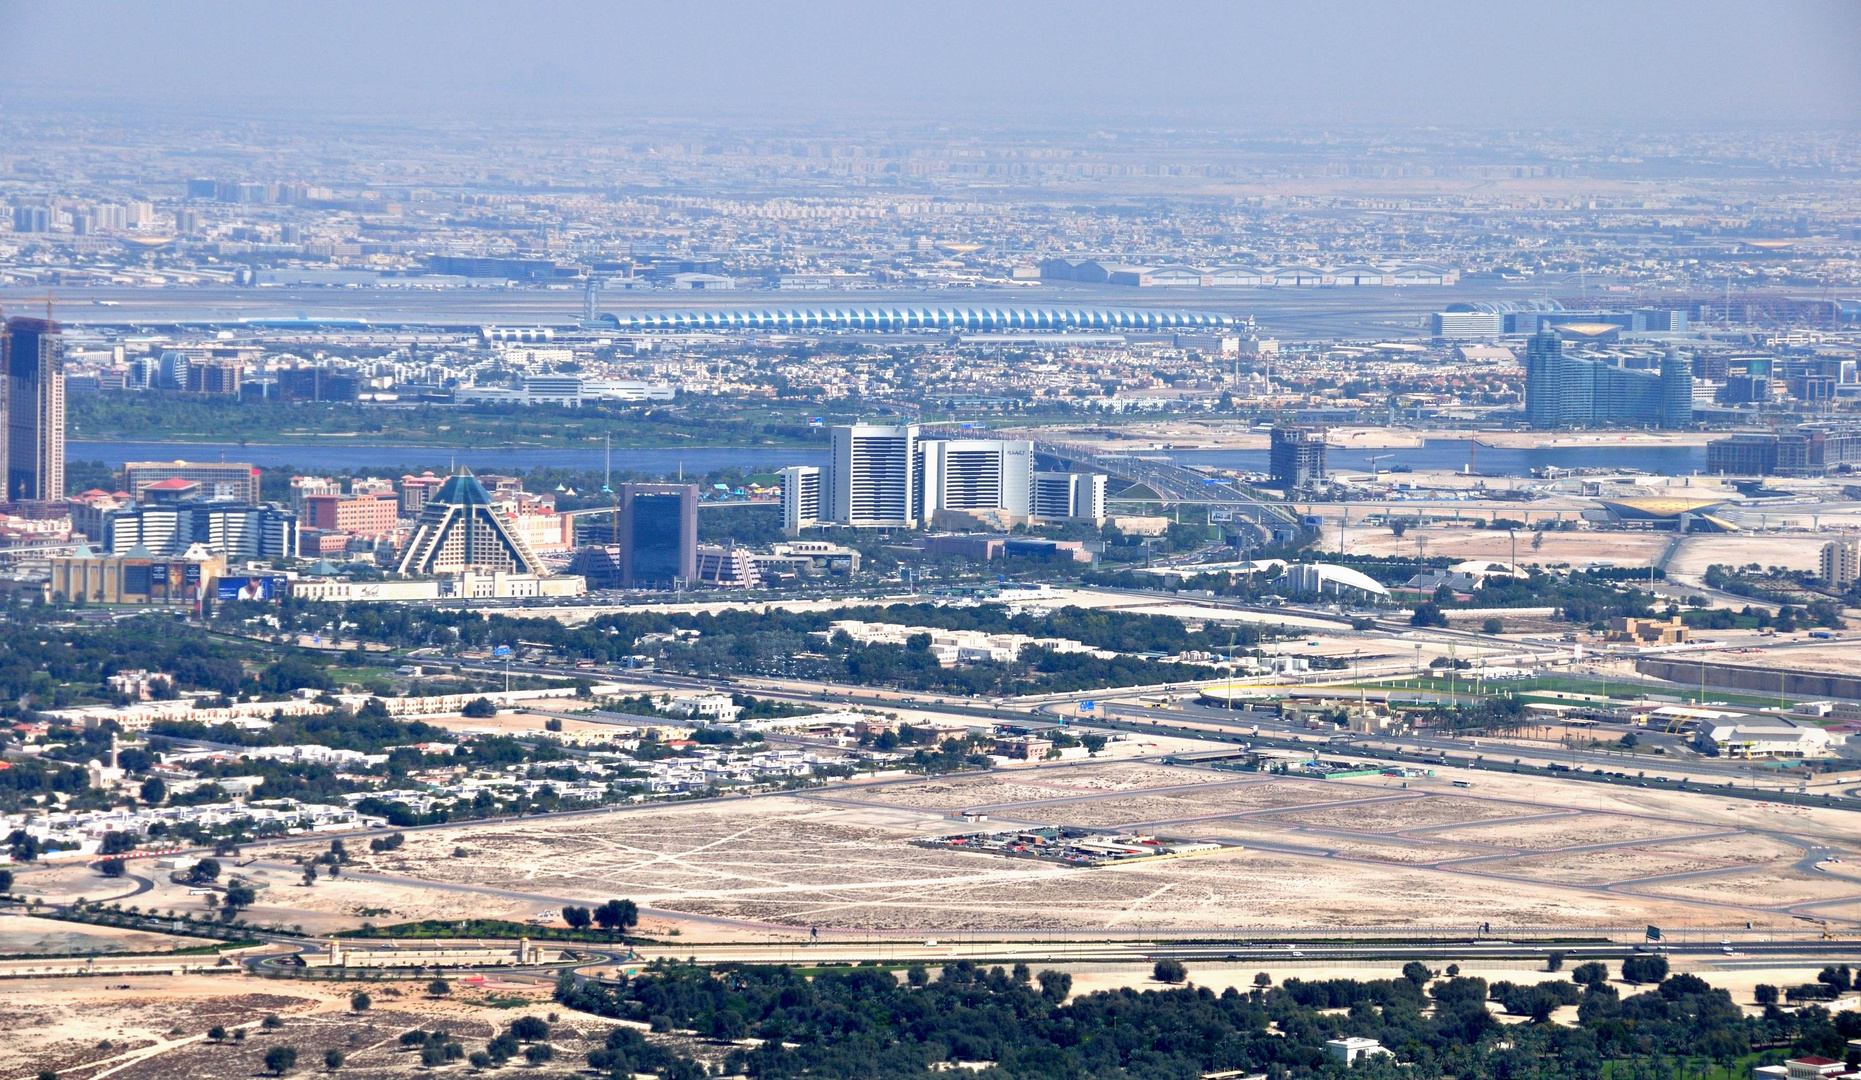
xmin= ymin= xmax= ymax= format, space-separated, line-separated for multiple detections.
xmin=1430 ymin=311 xmax=1504 ymax=339
xmin=1033 ymin=471 xmax=1107 ymax=522
xmin=829 ymin=424 xmax=919 ymax=528
xmin=781 ymin=465 xmax=823 ymax=535
xmin=917 ymin=439 xmax=1034 ymax=520
xmin=104 ymin=503 xmax=298 ymax=560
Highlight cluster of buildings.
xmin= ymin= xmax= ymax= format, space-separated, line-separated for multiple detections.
xmin=1 ymin=795 xmax=385 ymax=859
xmin=921 ymin=827 xmax=1220 ymax=866
xmin=817 ymin=619 xmax=1115 ymax=666
xmin=1523 ymin=331 xmax=1695 ymax=430
xmin=780 ymin=424 xmax=1105 ymax=533
xmin=1041 ymin=257 xmax=1457 ymax=288
xmin=1706 ymin=425 xmax=1861 ymax=477
xmin=25 ymin=460 xmax=591 ymax=605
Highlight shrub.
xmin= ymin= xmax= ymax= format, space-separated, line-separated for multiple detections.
xmin=1621 ymin=954 xmax=1669 ymax=984
xmin=1152 ymin=959 xmax=1187 ymax=984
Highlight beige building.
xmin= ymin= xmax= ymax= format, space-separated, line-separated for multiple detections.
xmin=46 ymin=546 xmax=224 ymax=605
xmin=1607 ymin=616 xmax=1690 ymax=645
xmin=123 ymin=460 xmax=261 ymax=505
xmin=1821 ymin=538 xmax=1859 ymax=588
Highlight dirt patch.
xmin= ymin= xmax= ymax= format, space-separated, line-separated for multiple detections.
xmin=0 ymin=915 xmax=220 ymax=958
xmin=1627 ymin=868 xmax=1861 ymax=907
xmin=1428 ymin=813 xmax=1709 ymax=851
xmin=1473 ymin=846 xmax=1768 ymax=886
xmin=1267 ymin=795 xmax=1537 ymax=834
xmin=1033 ymin=780 xmax=1362 ymax=827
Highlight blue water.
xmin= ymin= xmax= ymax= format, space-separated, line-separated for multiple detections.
xmin=68 ymin=441 xmax=829 ymax=479
xmin=67 ymin=437 xmax=1705 ymax=480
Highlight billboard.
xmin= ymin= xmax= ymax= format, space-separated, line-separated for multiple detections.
xmin=217 ymin=576 xmax=282 ymax=601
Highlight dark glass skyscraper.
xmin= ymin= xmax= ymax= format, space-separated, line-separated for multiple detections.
xmin=3 ymin=317 xmax=65 ymax=503
xmin=617 ymin=483 xmax=697 ymax=587
xmin=1524 ymin=330 xmax=1689 ymax=430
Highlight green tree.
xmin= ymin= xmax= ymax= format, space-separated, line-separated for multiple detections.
xmin=593 ymin=899 xmax=637 ymax=935
xmin=428 ymin=979 xmax=451 ymax=998
xmin=324 ymin=1049 xmax=344 ymax=1071
xmin=223 ymin=880 xmax=256 ymax=914
xmin=264 ymin=1046 xmax=298 ymax=1076
xmin=350 ymin=991 xmax=370 ymax=1012
xmin=1410 ymin=602 xmax=1449 ymax=628
xmin=140 ymin=776 xmax=167 ymax=805
xmin=1152 ymin=959 xmax=1187 ymax=984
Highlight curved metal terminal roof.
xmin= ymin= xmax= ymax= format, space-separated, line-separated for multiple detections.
xmin=598 ymin=305 xmax=1236 ymax=332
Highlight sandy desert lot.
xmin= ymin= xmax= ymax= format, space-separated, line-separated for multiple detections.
xmin=0 ymin=915 xmax=221 ymax=957
xmin=0 ymin=974 xmax=598 ymax=1080
xmin=1340 ymin=524 xmax=1670 ymax=567
xmin=206 ymin=757 xmax=1861 ymax=936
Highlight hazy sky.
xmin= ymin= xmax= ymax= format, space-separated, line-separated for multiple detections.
xmin=4 ymin=0 xmax=1858 ymax=129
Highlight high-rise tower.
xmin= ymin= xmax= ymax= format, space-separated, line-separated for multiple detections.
xmin=4 ymin=317 xmax=64 ymax=502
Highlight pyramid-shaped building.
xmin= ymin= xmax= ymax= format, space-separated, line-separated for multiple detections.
xmin=394 ymin=470 xmax=543 ymax=577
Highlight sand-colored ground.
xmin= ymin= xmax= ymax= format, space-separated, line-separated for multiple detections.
xmin=1629 ymin=868 xmax=1861 ymax=907
xmin=1665 ymin=532 xmax=1830 ymax=580
xmin=1339 ymin=523 xmax=1669 ymax=568
xmin=232 ymin=759 xmax=1861 ymax=936
xmin=1265 ymin=794 xmax=1528 ymax=832
xmin=1427 ymin=812 xmax=1708 ymax=851
xmin=0 ymin=915 xmax=220 ymax=958
xmin=0 ymin=973 xmax=598 ymax=1078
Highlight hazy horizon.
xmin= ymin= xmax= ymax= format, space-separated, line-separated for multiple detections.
xmin=4 ymin=0 xmax=1858 ymax=131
